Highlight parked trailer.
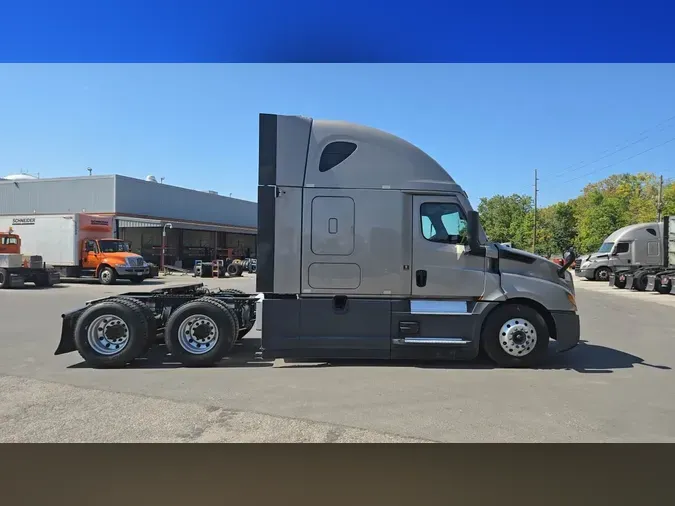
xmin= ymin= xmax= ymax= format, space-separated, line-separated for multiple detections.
xmin=0 ymin=214 xmax=149 ymax=285
xmin=55 ymin=113 xmax=580 ymax=369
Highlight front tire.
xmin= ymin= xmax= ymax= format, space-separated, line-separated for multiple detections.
xmin=0 ymin=268 xmax=10 ymax=289
xmin=481 ymin=304 xmax=549 ymax=368
xmin=594 ymin=267 xmax=611 ymax=282
xmin=99 ymin=266 xmax=117 ymax=285
xmin=164 ymin=299 xmax=237 ymax=367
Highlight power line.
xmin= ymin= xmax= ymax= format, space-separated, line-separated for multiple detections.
xmin=545 ymin=114 xmax=675 ymax=181
xmin=558 ymin=134 xmax=675 ymax=185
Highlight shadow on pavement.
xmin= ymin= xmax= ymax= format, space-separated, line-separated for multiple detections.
xmin=60 ymin=278 xmax=166 ymax=286
xmin=68 ymin=338 xmax=671 ymax=373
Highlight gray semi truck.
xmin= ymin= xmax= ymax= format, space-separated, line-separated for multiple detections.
xmin=54 ymin=113 xmax=580 ymax=369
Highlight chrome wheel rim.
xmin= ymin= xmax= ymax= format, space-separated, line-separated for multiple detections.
xmin=177 ymin=314 xmax=219 ymax=354
xmin=597 ymin=269 xmax=609 ymax=280
xmin=499 ymin=318 xmax=537 ymax=357
xmin=87 ymin=315 xmax=130 ymax=355
xmin=101 ymin=270 xmax=112 ymax=283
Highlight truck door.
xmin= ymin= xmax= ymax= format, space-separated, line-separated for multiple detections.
xmin=81 ymin=240 xmax=100 ymax=269
xmin=411 ymin=195 xmax=486 ymax=299
xmin=611 ymin=241 xmax=631 ymax=268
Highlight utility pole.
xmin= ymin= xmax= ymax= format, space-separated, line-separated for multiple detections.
xmin=532 ymin=168 xmax=538 ymax=253
xmin=657 ymin=174 xmax=664 ymax=222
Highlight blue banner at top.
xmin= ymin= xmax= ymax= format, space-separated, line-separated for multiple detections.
xmin=1 ymin=0 xmax=674 ymax=62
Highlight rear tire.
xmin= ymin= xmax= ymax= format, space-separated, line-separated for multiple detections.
xmin=73 ymin=299 xmax=149 ymax=368
xmin=164 ymin=299 xmax=237 ymax=367
xmin=634 ymin=273 xmax=650 ymax=292
xmin=615 ymin=275 xmax=627 ymax=289
xmin=213 ymin=290 xmax=253 ymax=339
xmin=657 ymin=279 xmax=671 ymax=294
xmin=594 ymin=267 xmax=611 ymax=282
xmin=481 ymin=304 xmax=549 ymax=368
xmin=226 ymin=262 xmax=242 ymax=277
xmin=0 ymin=268 xmax=9 ymax=289
xmin=99 ymin=267 xmax=117 ymax=285
xmin=116 ymin=296 xmax=158 ymax=352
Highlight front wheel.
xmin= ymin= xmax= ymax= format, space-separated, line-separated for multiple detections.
xmin=481 ymin=304 xmax=549 ymax=368
xmin=0 ymin=268 xmax=9 ymax=289
xmin=99 ymin=266 xmax=117 ymax=285
xmin=594 ymin=267 xmax=612 ymax=282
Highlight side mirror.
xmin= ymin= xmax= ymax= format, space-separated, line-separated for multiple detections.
xmin=558 ymin=247 xmax=577 ymax=277
xmin=467 ymin=211 xmax=484 ymax=255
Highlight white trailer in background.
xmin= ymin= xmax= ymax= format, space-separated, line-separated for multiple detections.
xmin=0 ymin=213 xmax=149 ymax=285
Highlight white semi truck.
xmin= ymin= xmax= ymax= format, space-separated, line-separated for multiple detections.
xmin=54 ymin=113 xmax=580 ymax=369
xmin=0 ymin=213 xmax=150 ymax=285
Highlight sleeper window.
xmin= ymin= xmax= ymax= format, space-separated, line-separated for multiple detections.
xmin=420 ymin=202 xmax=467 ymax=244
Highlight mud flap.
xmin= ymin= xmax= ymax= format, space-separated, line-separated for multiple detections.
xmin=54 ymin=308 xmax=86 ymax=355
xmin=608 ymin=272 xmax=616 ymax=287
xmin=624 ymin=273 xmax=635 ymax=290
xmin=646 ymin=275 xmax=657 ymax=292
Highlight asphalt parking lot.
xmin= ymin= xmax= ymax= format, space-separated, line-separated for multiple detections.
xmin=1 ymin=272 xmax=674 ymax=442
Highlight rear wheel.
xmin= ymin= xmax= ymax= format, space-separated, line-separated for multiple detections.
xmin=634 ymin=273 xmax=650 ymax=292
xmin=481 ymin=304 xmax=549 ymax=368
xmin=73 ymin=299 xmax=149 ymax=368
xmin=0 ymin=268 xmax=9 ymax=289
xmin=219 ymin=290 xmax=254 ymax=339
xmin=33 ymin=272 xmax=53 ymax=288
xmin=615 ymin=274 xmax=627 ymax=289
xmin=226 ymin=262 xmax=242 ymax=277
xmin=116 ymin=296 xmax=158 ymax=352
xmin=164 ymin=299 xmax=237 ymax=367
xmin=594 ymin=267 xmax=611 ymax=281
xmin=98 ymin=266 xmax=117 ymax=285
xmin=657 ymin=278 xmax=672 ymax=294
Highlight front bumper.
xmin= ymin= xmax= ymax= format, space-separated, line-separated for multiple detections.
xmin=578 ymin=267 xmax=595 ymax=279
xmin=115 ymin=266 xmax=150 ymax=276
xmin=551 ymin=310 xmax=580 ymax=353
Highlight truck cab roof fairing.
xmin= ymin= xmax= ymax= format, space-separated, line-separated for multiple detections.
xmin=258 ymin=113 xmax=466 ymax=195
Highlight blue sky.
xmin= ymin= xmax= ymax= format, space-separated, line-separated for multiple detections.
xmin=1 ymin=64 xmax=674 ymax=207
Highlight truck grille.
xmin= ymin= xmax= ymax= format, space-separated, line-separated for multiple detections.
xmin=127 ymin=257 xmax=144 ymax=267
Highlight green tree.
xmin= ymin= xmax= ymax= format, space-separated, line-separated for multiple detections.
xmin=477 ymin=194 xmax=533 ymax=249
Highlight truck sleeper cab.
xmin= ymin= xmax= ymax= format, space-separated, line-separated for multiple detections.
xmin=55 ymin=113 xmax=580 ymax=369
xmin=255 ymin=113 xmax=580 ymax=368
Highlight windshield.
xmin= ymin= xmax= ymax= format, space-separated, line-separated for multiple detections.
xmin=98 ymin=240 xmax=131 ymax=253
xmin=597 ymin=242 xmax=614 ymax=253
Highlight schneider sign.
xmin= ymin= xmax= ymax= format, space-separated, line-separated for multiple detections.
xmin=12 ymin=217 xmax=36 ymax=225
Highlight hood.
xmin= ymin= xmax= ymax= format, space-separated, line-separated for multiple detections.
xmin=497 ymin=245 xmax=559 ymax=268
xmin=106 ymin=252 xmax=143 ymax=258
xmin=585 ymin=252 xmax=609 ymax=262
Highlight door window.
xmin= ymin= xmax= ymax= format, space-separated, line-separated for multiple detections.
xmin=420 ymin=202 xmax=467 ymax=244
xmin=84 ymin=240 xmax=98 ymax=253
xmin=615 ymin=242 xmax=630 ymax=254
